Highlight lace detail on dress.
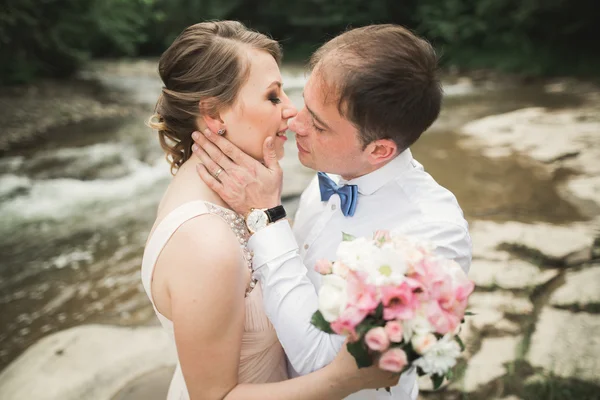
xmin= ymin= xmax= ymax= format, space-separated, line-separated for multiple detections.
xmin=205 ymin=202 xmax=257 ymax=296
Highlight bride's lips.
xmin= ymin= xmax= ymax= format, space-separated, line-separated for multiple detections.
xmin=276 ymin=127 xmax=288 ymax=141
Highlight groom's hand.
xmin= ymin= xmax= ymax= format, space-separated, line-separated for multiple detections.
xmin=192 ymin=129 xmax=283 ymax=216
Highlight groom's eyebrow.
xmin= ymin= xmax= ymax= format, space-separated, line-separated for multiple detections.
xmin=302 ymin=92 xmax=331 ymax=130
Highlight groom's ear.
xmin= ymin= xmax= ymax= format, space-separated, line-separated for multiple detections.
xmin=366 ymin=139 xmax=397 ymax=166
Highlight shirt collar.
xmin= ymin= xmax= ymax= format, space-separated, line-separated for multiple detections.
xmin=337 ymin=148 xmax=414 ymax=195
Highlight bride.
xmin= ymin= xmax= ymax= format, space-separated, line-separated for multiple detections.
xmin=142 ymin=21 xmax=398 ymax=399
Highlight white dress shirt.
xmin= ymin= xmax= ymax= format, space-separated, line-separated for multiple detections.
xmin=248 ymin=149 xmax=471 ymax=400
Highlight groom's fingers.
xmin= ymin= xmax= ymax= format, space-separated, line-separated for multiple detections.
xmin=196 ymin=163 xmax=224 ymax=193
xmin=192 ymin=145 xmax=230 ymax=182
xmin=199 ymin=128 xmax=253 ymax=168
xmin=192 ymin=131 xmax=236 ymax=171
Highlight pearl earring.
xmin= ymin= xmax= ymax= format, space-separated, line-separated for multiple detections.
xmin=217 ymin=129 xmax=226 ymax=135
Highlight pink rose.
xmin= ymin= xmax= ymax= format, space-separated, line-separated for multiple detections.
xmin=384 ymin=321 xmax=404 ymax=343
xmin=373 ymin=230 xmax=392 ymax=246
xmin=347 ymin=271 xmax=380 ymax=313
xmin=314 ymin=259 xmax=333 ymax=275
xmin=381 ymin=281 xmax=420 ymax=321
xmin=378 ymin=348 xmax=408 ymax=373
xmin=330 ymin=306 xmax=368 ymax=342
xmin=365 ymin=327 xmax=390 ymax=352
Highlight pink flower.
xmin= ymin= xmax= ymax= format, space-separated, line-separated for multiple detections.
xmin=314 ymin=259 xmax=333 ymax=275
xmin=381 ymin=281 xmax=420 ymax=321
xmin=373 ymin=230 xmax=392 ymax=246
xmin=426 ymin=265 xmax=475 ymax=334
xmin=384 ymin=321 xmax=404 ymax=343
xmin=330 ymin=306 xmax=368 ymax=342
xmin=365 ymin=327 xmax=390 ymax=352
xmin=347 ymin=271 xmax=380 ymax=313
xmin=378 ymin=348 xmax=408 ymax=373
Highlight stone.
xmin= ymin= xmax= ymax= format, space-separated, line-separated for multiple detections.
xmin=454 ymin=336 xmax=522 ymax=392
xmin=0 ymin=325 xmax=176 ymax=400
xmin=469 ymin=292 xmax=534 ymax=317
xmin=528 ymin=308 xmax=600 ymax=383
xmin=566 ymin=175 xmax=600 ymax=208
xmin=469 ymin=259 xmax=559 ymax=290
xmin=470 ymin=220 xmax=592 ymax=262
xmin=549 ymin=265 xmax=600 ymax=308
xmin=460 ymin=107 xmax=600 ymax=166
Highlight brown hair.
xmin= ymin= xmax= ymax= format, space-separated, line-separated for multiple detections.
xmin=148 ymin=21 xmax=282 ymax=174
xmin=310 ymin=24 xmax=442 ymax=152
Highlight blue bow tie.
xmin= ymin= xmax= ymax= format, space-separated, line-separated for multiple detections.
xmin=318 ymin=172 xmax=358 ymax=217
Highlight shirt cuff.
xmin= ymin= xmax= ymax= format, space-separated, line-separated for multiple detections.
xmin=247 ymin=219 xmax=299 ymax=269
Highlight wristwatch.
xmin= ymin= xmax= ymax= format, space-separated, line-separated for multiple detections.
xmin=245 ymin=205 xmax=287 ymax=234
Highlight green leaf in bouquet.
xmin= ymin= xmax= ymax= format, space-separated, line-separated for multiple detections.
xmin=445 ymin=368 xmax=454 ymax=381
xmin=373 ymin=302 xmax=384 ymax=320
xmin=342 ymin=232 xmax=356 ymax=242
xmin=310 ymin=311 xmax=334 ymax=334
xmin=455 ymin=335 xmax=466 ymax=352
xmin=346 ymin=340 xmax=373 ymax=368
xmin=431 ymin=374 xmax=445 ymax=390
xmin=464 ymin=311 xmax=476 ymax=316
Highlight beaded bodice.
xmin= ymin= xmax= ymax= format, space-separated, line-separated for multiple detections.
xmin=205 ymin=202 xmax=257 ymax=296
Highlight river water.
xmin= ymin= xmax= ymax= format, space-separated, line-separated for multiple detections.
xmin=0 ymin=61 xmax=588 ymax=371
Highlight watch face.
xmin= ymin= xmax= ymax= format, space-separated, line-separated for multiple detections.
xmin=247 ymin=209 xmax=268 ymax=232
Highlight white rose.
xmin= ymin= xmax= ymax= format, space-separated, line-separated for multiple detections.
xmin=332 ymin=261 xmax=350 ymax=278
xmin=411 ymin=333 xmax=437 ymax=355
xmin=318 ymin=274 xmax=348 ymax=322
xmin=403 ymin=313 xmax=432 ymax=342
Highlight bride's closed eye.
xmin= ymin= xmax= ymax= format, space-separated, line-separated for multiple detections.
xmin=267 ymin=91 xmax=281 ymax=105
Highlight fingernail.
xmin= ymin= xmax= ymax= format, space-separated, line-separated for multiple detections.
xmin=192 ymin=144 xmax=198 ymax=152
xmin=192 ymin=131 xmax=199 ymax=140
xmin=204 ymin=128 xmax=212 ymax=137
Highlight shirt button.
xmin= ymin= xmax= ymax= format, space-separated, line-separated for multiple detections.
xmin=304 ymin=244 xmax=309 ymax=250
xmin=331 ymin=204 xmax=336 ymax=211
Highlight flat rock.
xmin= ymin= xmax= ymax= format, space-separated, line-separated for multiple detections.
xmin=469 ymin=292 xmax=533 ymax=317
xmin=469 ymin=259 xmax=558 ymax=290
xmin=460 ymin=107 xmax=600 ymax=167
xmin=565 ymin=175 xmax=600 ymax=208
xmin=455 ymin=336 xmax=522 ymax=392
xmin=0 ymin=325 xmax=176 ymax=400
xmin=549 ymin=265 xmax=600 ymax=308
xmin=470 ymin=220 xmax=592 ymax=261
xmin=528 ymin=308 xmax=600 ymax=383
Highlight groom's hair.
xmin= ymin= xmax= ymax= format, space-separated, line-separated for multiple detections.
xmin=310 ymin=25 xmax=441 ymax=152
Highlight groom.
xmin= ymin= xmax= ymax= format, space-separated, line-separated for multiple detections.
xmin=193 ymin=24 xmax=471 ymax=399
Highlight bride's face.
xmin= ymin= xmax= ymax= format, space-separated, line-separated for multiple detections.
xmin=219 ymin=49 xmax=297 ymax=161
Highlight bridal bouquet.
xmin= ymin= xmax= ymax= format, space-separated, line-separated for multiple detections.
xmin=311 ymin=231 xmax=474 ymax=389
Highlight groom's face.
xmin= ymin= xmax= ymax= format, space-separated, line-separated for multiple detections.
xmin=289 ymin=70 xmax=370 ymax=179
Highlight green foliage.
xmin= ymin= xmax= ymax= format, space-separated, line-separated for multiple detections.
xmin=1 ymin=0 xmax=598 ymax=85
xmin=310 ymin=310 xmax=333 ymax=334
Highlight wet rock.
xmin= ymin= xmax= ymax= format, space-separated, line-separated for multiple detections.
xmin=0 ymin=175 xmax=31 ymax=201
xmin=549 ymin=265 xmax=600 ymax=309
xmin=566 ymin=175 xmax=600 ymax=209
xmin=455 ymin=336 xmax=523 ymax=392
xmin=0 ymin=325 xmax=176 ymax=400
xmin=469 ymin=292 xmax=533 ymax=317
xmin=528 ymin=308 xmax=600 ymax=382
xmin=469 ymin=259 xmax=558 ymax=290
xmin=470 ymin=220 xmax=592 ymax=262
xmin=460 ymin=107 xmax=600 ymax=167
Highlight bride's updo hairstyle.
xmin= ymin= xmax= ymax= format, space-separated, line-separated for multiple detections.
xmin=149 ymin=21 xmax=282 ymax=174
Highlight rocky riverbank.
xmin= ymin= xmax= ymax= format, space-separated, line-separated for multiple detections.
xmin=1 ymin=61 xmax=599 ymax=400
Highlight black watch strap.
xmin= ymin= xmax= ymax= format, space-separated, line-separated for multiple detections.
xmin=265 ymin=205 xmax=287 ymax=223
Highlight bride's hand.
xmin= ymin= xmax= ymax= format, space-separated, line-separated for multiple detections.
xmin=192 ymin=129 xmax=283 ymax=215
xmin=331 ymin=340 xmax=400 ymax=393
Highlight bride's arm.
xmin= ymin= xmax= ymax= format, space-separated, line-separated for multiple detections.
xmin=164 ymin=216 xmax=395 ymax=400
